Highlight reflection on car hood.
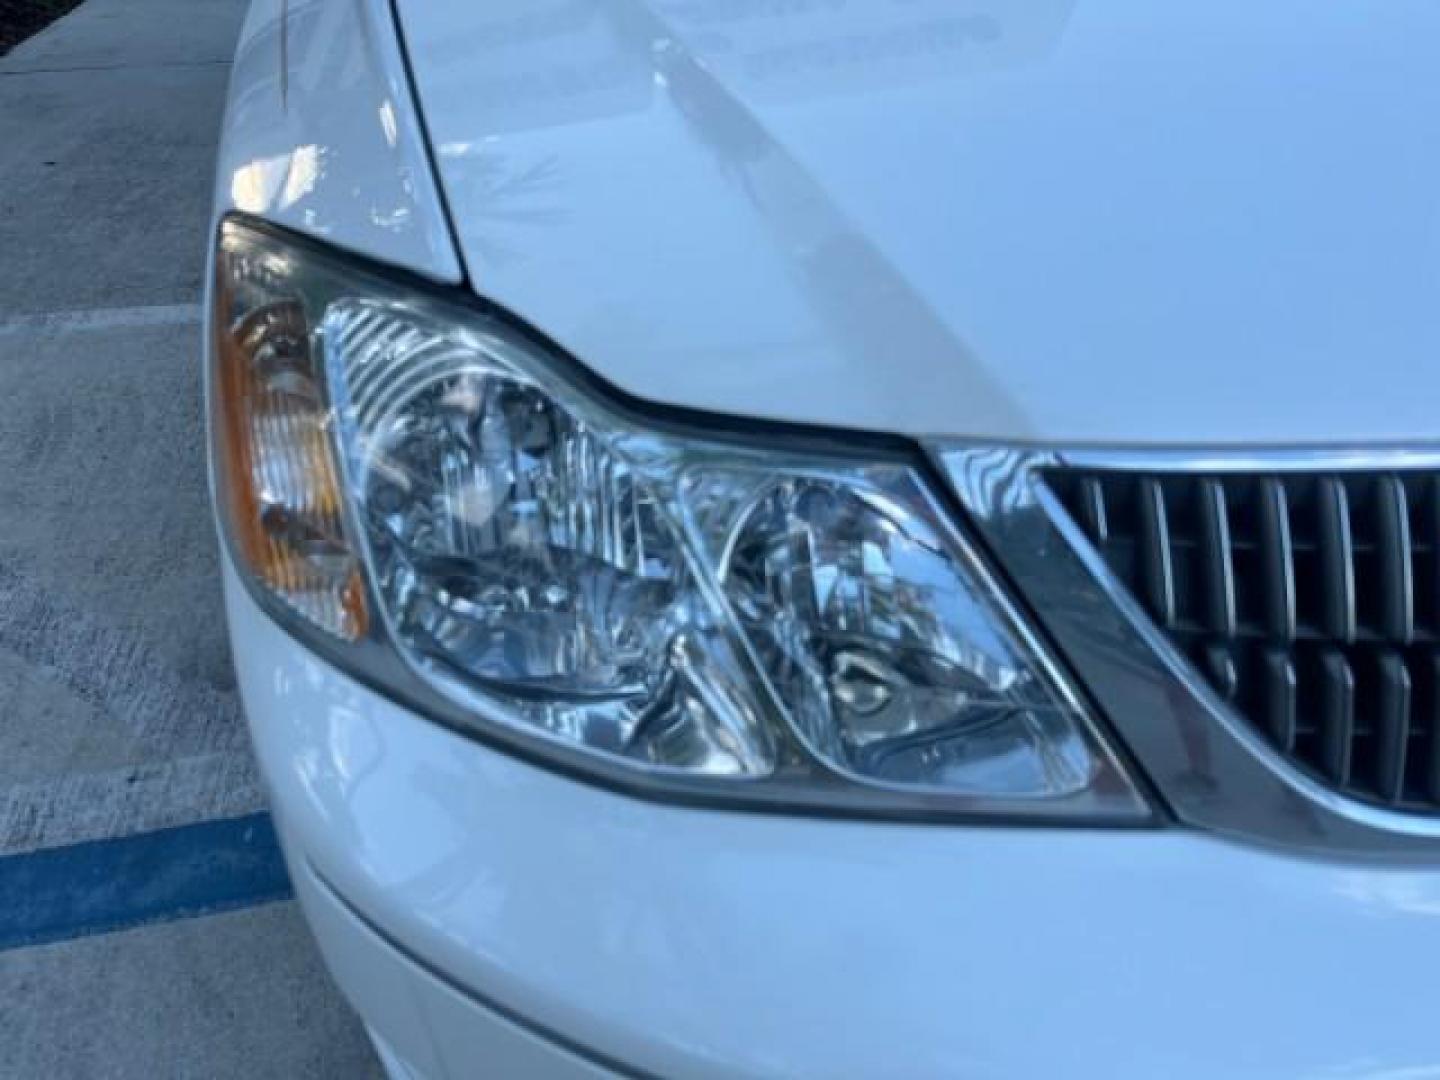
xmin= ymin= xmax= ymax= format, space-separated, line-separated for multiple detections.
xmin=395 ymin=0 xmax=1440 ymax=445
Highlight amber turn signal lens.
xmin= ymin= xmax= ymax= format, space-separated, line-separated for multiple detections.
xmin=212 ymin=234 xmax=368 ymax=640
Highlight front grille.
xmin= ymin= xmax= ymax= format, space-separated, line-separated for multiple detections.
xmin=1047 ymin=467 xmax=1440 ymax=813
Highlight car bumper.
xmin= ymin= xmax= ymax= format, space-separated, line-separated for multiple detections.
xmin=226 ymin=559 xmax=1440 ymax=1079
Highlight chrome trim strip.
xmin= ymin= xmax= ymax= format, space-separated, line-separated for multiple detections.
xmin=933 ymin=444 xmax=1440 ymax=861
xmin=1060 ymin=445 xmax=1440 ymax=474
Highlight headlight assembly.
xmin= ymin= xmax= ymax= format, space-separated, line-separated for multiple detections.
xmin=211 ymin=216 xmax=1152 ymax=822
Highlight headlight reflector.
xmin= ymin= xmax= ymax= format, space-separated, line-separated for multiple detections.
xmin=211 ymin=218 xmax=1150 ymax=821
xmin=710 ymin=472 xmax=1095 ymax=796
xmin=322 ymin=297 xmax=777 ymax=778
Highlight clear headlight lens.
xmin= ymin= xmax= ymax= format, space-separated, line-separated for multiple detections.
xmin=322 ymin=297 xmax=776 ymax=778
xmin=698 ymin=470 xmax=1096 ymax=795
xmin=211 ymin=218 xmax=1149 ymax=820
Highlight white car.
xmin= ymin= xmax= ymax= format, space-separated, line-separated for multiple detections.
xmin=208 ymin=2 xmax=1440 ymax=1077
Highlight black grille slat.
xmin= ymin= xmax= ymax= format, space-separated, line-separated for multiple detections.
xmin=1206 ymin=643 xmax=1239 ymax=700
xmin=1419 ymin=478 xmax=1440 ymax=637
xmin=1428 ymin=654 xmax=1440 ymax=802
xmin=1378 ymin=478 xmax=1415 ymax=644
xmin=1198 ymin=479 xmax=1237 ymax=637
xmin=1375 ymin=652 xmax=1412 ymax=804
xmin=1078 ymin=476 xmax=1110 ymax=543
xmin=1138 ymin=478 xmax=1177 ymax=629
xmin=1319 ymin=648 xmax=1355 ymax=786
xmin=1264 ymin=648 xmax=1298 ymax=753
xmin=1317 ymin=478 xmax=1357 ymax=642
xmin=1260 ymin=478 xmax=1298 ymax=643
xmin=1049 ymin=467 xmax=1440 ymax=814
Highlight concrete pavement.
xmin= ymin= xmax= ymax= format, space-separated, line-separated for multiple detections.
xmin=0 ymin=2 xmax=383 ymax=1075
xmin=0 ymin=0 xmax=250 ymax=854
xmin=1 ymin=904 xmax=383 ymax=1079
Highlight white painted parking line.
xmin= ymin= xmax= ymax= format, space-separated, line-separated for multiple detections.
xmin=0 ymin=303 xmax=202 ymax=338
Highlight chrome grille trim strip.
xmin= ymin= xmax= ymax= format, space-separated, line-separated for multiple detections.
xmin=1060 ymin=446 xmax=1440 ymax=474
xmin=933 ymin=444 xmax=1440 ymax=859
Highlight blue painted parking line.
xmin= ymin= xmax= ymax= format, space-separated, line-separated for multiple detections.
xmin=0 ymin=812 xmax=291 ymax=952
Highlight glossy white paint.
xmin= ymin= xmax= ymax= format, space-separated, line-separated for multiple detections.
xmin=396 ymin=0 xmax=1440 ymax=444
xmin=210 ymin=3 xmax=1440 ymax=1076
xmin=290 ymin=858 xmax=610 ymax=1080
xmin=216 ymin=0 xmax=459 ymax=282
xmin=226 ymin=560 xmax=1440 ymax=1079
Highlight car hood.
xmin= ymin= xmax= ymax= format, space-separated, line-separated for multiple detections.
xmin=395 ymin=1 xmax=1440 ymax=445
